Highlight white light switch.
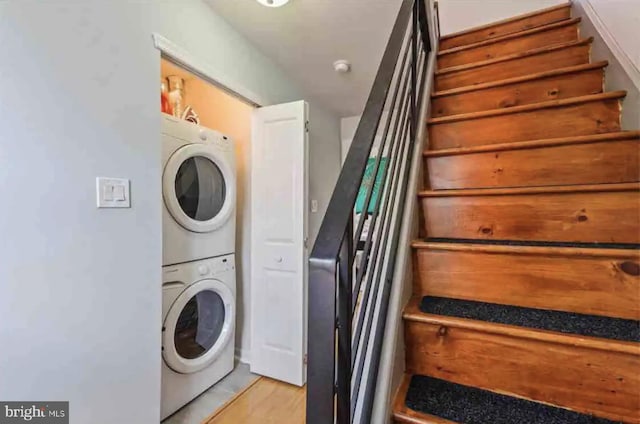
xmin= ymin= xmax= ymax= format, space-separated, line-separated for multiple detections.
xmin=103 ymin=184 xmax=114 ymax=201
xmin=113 ymin=185 xmax=126 ymax=201
xmin=311 ymin=199 xmax=318 ymax=213
xmin=96 ymin=177 xmax=130 ymax=208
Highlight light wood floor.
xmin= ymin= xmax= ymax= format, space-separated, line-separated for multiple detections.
xmin=204 ymin=377 xmax=306 ymax=424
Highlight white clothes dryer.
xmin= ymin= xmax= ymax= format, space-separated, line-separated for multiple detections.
xmin=161 ymin=254 xmax=236 ymax=420
xmin=162 ymin=115 xmax=236 ymax=266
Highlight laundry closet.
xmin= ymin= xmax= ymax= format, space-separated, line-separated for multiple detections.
xmin=159 ymin=57 xmax=310 ymax=420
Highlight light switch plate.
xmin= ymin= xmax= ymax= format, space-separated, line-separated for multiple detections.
xmin=311 ymin=199 xmax=318 ymax=213
xmin=96 ymin=177 xmax=130 ymax=208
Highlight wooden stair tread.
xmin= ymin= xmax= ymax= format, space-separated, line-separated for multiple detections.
xmin=432 ymin=61 xmax=608 ymax=98
xmin=418 ymin=182 xmax=640 ymax=197
xmin=427 ymin=91 xmax=626 ymax=125
xmin=438 ymin=17 xmax=581 ymax=56
xmin=440 ymin=3 xmax=571 ymax=42
xmin=423 ymin=131 xmax=640 ymax=157
xmin=410 ymin=238 xmax=640 ymax=258
xmin=403 ymin=297 xmax=640 ymax=355
xmin=394 ymin=409 xmax=452 ymax=424
xmin=436 ymin=38 xmax=593 ymax=76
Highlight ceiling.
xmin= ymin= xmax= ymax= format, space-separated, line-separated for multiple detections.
xmin=206 ymin=0 xmax=403 ymax=117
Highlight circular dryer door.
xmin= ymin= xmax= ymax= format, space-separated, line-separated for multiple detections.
xmin=163 ymin=143 xmax=235 ymax=233
xmin=163 ymin=279 xmax=234 ymax=374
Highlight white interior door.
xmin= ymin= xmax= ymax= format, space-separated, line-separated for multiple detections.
xmin=250 ymin=100 xmax=309 ymax=386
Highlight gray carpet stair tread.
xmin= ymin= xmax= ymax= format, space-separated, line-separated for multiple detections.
xmin=419 ymin=296 xmax=640 ymax=342
xmin=406 ymin=375 xmax=622 ymax=424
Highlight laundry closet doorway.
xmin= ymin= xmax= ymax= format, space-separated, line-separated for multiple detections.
xmin=158 ymin=42 xmax=309 ymax=387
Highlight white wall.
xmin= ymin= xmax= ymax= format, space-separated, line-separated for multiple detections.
xmin=583 ymin=0 xmax=640 ymax=71
xmin=0 ymin=1 xmax=341 ymax=422
xmin=0 ymin=2 xmax=162 ymax=423
xmin=340 ymin=113 xmax=391 ymax=163
xmin=571 ymin=0 xmax=640 ymax=129
xmin=341 ymin=115 xmax=362 ymax=163
xmin=308 ymin=106 xmax=342 ymax=245
xmin=437 ymin=0 xmax=566 ymax=36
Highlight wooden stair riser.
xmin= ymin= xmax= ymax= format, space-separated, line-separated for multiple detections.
xmin=440 ymin=5 xmax=571 ymax=50
xmin=428 ymin=96 xmax=622 ymax=150
xmin=412 ymin=245 xmax=640 ymax=320
xmin=404 ymin=320 xmax=640 ymax=423
xmin=435 ymin=42 xmax=591 ymax=91
xmin=438 ymin=22 xmax=579 ymax=69
xmin=431 ymin=66 xmax=604 ymax=117
xmin=420 ymin=188 xmax=640 ymax=243
xmin=425 ymin=139 xmax=640 ymax=189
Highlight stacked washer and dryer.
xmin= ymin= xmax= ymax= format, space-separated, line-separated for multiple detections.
xmin=160 ymin=115 xmax=237 ymax=420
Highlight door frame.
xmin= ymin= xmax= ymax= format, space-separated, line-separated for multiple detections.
xmin=152 ymin=33 xmax=265 ymax=107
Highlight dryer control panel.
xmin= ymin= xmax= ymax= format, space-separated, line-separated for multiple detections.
xmin=213 ymin=135 xmax=233 ymax=152
xmin=199 ymin=128 xmax=233 ymax=152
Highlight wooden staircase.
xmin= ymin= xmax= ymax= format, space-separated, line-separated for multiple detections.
xmin=393 ymin=3 xmax=640 ymax=423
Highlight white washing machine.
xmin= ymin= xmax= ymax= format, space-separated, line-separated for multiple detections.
xmin=162 ymin=115 xmax=236 ymax=266
xmin=161 ymin=254 xmax=236 ymax=420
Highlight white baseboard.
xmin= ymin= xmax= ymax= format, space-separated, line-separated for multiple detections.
xmin=580 ymin=0 xmax=640 ymax=90
xmin=234 ymin=347 xmax=251 ymax=365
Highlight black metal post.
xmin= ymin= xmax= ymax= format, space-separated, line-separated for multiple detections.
xmin=418 ymin=0 xmax=431 ymax=53
xmin=337 ymin=219 xmax=353 ymax=424
xmin=306 ymin=256 xmax=337 ymax=424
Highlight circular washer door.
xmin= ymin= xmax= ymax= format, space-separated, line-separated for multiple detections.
xmin=163 ymin=143 xmax=235 ymax=233
xmin=163 ymin=279 xmax=234 ymax=374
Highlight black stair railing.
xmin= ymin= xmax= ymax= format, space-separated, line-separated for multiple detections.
xmin=307 ymin=1 xmax=431 ymax=423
